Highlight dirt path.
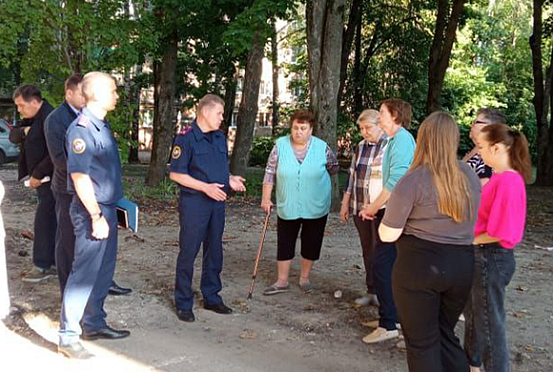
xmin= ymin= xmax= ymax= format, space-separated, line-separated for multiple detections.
xmin=1 ymin=165 xmax=552 ymax=371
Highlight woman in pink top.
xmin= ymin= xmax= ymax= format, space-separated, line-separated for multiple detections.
xmin=464 ymin=124 xmax=532 ymax=372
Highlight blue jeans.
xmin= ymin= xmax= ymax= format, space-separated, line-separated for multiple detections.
xmin=464 ymin=243 xmax=516 ymax=372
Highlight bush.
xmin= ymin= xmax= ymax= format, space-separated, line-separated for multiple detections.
xmin=249 ymin=136 xmax=276 ymax=167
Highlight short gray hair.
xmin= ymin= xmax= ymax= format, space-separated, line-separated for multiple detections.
xmin=357 ymin=109 xmax=379 ymax=125
xmin=198 ymin=94 xmax=224 ymax=117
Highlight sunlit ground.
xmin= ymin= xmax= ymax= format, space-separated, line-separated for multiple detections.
xmin=1 ymin=313 xmax=158 ymax=372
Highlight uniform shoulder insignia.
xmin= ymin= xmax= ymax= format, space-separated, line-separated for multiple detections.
xmin=171 ymin=145 xmax=182 ymax=159
xmin=179 ymin=126 xmax=193 ymax=135
xmin=77 ymin=115 xmax=90 ymax=127
xmin=72 ymin=138 xmax=86 ymax=154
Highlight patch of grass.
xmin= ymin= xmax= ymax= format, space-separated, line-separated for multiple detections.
xmin=121 ymin=165 xmax=349 ymax=202
xmin=123 ymin=176 xmax=178 ymax=201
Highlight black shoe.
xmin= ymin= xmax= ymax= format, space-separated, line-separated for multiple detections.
xmin=204 ymin=302 xmax=233 ymax=314
xmin=82 ymin=326 xmax=131 ymax=340
xmin=108 ymin=282 xmax=132 ymax=296
xmin=176 ymin=309 xmax=195 ymax=322
xmin=58 ymin=342 xmax=94 ymax=359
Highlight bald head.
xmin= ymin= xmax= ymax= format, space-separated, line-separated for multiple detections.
xmin=82 ymin=71 xmax=119 ymax=112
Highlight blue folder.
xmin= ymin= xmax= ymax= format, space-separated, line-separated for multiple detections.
xmin=116 ymin=198 xmax=139 ymax=233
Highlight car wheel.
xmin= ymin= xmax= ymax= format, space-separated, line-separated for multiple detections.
xmin=0 ymin=150 xmax=6 ymax=167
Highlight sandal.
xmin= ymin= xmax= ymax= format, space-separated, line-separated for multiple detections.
xmin=299 ymin=282 xmax=313 ymax=293
xmin=263 ymin=284 xmax=289 ymax=296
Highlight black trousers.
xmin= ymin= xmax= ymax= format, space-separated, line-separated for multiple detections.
xmin=53 ymin=191 xmax=76 ymax=296
xmin=33 ymin=183 xmax=57 ymax=270
xmin=393 ymin=234 xmax=473 ymax=372
xmin=276 ymin=215 xmax=328 ymax=261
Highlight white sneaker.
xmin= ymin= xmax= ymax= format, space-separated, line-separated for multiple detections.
xmin=362 ymin=319 xmax=401 ymax=330
xmin=362 ymin=327 xmax=399 ymax=344
xmin=396 ymin=339 xmax=406 ymax=350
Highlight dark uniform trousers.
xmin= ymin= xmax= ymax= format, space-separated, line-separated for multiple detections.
xmin=175 ymin=193 xmax=225 ymax=311
xmin=34 ymin=183 xmax=57 ymax=269
xmin=53 ymin=191 xmax=75 ymax=295
xmin=59 ymin=198 xmax=118 ymax=344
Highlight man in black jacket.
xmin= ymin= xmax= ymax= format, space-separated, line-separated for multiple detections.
xmin=44 ymin=74 xmax=85 ymax=295
xmin=10 ymin=85 xmax=57 ymax=282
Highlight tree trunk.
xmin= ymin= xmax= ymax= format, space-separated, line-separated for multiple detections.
xmin=338 ymin=0 xmax=362 ymax=109
xmin=352 ymin=11 xmax=363 ymax=115
xmin=128 ymin=64 xmax=142 ymax=163
xmin=271 ymin=19 xmax=280 ymax=135
xmin=146 ymin=35 xmax=178 ymax=186
xmin=306 ymin=0 xmax=346 ymax=210
xmin=425 ymin=0 xmax=466 ymax=115
xmin=530 ymin=0 xmax=553 ymax=185
xmin=222 ymin=71 xmax=237 ymax=137
xmin=229 ymin=31 xmax=265 ymax=176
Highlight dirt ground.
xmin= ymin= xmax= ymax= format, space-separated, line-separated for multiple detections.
xmin=1 ymin=164 xmax=552 ymax=372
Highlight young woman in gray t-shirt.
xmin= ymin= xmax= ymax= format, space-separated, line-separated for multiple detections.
xmin=379 ymin=111 xmax=481 ymax=372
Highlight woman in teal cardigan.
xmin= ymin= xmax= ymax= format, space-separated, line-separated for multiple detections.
xmin=260 ymin=110 xmax=339 ymax=295
xmin=359 ymin=98 xmax=416 ymax=344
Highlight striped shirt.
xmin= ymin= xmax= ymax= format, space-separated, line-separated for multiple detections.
xmin=466 ymin=153 xmax=492 ymax=179
xmin=344 ymin=136 xmax=387 ymax=215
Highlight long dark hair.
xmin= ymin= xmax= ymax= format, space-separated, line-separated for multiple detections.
xmin=480 ymin=124 xmax=532 ymax=183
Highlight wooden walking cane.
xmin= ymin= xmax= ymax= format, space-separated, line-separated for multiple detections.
xmin=247 ymin=212 xmax=271 ymax=299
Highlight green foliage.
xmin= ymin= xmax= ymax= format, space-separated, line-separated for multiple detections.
xmin=441 ymin=0 xmax=537 ymax=158
xmin=249 ymin=135 xmax=276 ymax=166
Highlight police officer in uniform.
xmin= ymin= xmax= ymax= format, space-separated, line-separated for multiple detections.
xmin=45 ymin=74 xmax=132 ymax=298
xmin=169 ymin=94 xmax=246 ymax=323
xmin=58 ymin=72 xmax=129 ymax=359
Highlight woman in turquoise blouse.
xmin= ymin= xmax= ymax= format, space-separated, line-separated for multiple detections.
xmin=360 ymin=98 xmax=416 ymax=344
xmin=260 ymin=110 xmax=338 ymax=295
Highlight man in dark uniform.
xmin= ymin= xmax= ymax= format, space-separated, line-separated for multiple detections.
xmin=169 ymin=94 xmax=246 ymax=323
xmin=44 ymin=74 xmax=132 ymax=298
xmin=10 ymin=85 xmax=57 ymax=282
xmin=58 ymin=72 xmax=129 ymax=359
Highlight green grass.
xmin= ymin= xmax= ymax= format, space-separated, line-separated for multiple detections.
xmin=120 ymin=164 xmax=350 ymax=202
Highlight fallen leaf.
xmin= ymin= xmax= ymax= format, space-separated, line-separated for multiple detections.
xmin=21 ymin=231 xmax=34 ymax=240
xmin=240 ymin=329 xmax=258 ymax=340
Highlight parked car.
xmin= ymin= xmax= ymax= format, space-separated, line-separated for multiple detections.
xmin=0 ymin=119 xmax=20 ymax=166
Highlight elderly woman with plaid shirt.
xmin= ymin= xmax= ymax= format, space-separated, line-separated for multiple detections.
xmin=340 ymin=109 xmax=387 ymax=307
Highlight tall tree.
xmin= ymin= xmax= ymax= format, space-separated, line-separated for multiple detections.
xmin=426 ymin=0 xmax=466 ymax=114
xmin=306 ymin=0 xmax=346 ymax=207
xmin=230 ymin=30 xmax=265 ymax=176
xmin=338 ymin=0 xmax=362 ymax=110
xmin=227 ymin=0 xmax=296 ymax=176
xmin=146 ymin=34 xmax=178 ymax=186
xmin=529 ymin=0 xmax=553 ymax=186
xmin=271 ymin=18 xmax=280 ymax=134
